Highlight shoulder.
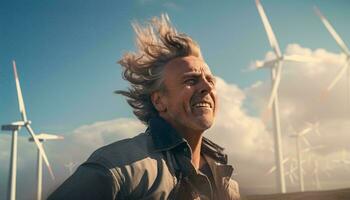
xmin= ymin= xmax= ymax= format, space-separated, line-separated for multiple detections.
xmin=86 ymin=132 xmax=157 ymax=168
xmin=48 ymin=164 xmax=116 ymax=199
xmin=82 ymin=132 xmax=173 ymax=198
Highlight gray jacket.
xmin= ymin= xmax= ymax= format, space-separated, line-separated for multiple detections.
xmin=48 ymin=117 xmax=240 ymax=200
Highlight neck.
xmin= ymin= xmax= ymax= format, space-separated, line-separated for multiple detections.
xmin=184 ymin=133 xmax=203 ymax=170
xmin=172 ymin=125 xmax=204 ymax=169
xmin=159 ymin=115 xmax=204 ymax=170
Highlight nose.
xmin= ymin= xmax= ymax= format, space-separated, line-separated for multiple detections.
xmin=199 ymin=76 xmax=214 ymax=95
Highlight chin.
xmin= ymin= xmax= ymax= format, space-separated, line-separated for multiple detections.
xmin=194 ymin=117 xmax=214 ymax=131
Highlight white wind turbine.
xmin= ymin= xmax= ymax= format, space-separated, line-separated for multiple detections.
xmin=285 ymin=159 xmax=299 ymax=186
xmin=289 ymin=125 xmax=313 ymax=192
xmin=1 ymin=61 xmax=55 ymax=200
xmin=314 ymin=7 xmax=350 ymax=99
xmin=29 ymin=133 xmax=64 ymax=200
xmin=255 ymin=0 xmax=316 ymax=193
xmin=311 ymin=160 xmax=321 ymax=190
xmin=266 ymin=157 xmax=301 ymax=189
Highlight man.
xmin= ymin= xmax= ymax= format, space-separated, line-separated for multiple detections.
xmin=49 ymin=14 xmax=240 ymax=200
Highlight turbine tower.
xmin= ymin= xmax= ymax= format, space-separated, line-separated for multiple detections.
xmin=312 ymin=160 xmax=321 ymax=190
xmin=1 ymin=60 xmax=55 ymax=200
xmin=1 ymin=123 xmax=22 ymax=200
xmin=314 ymin=7 xmax=350 ymax=99
xmin=255 ymin=0 xmax=316 ymax=193
xmin=29 ymin=133 xmax=64 ymax=200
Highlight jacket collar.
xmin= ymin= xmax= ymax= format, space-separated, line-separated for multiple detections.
xmin=147 ymin=116 xmax=235 ymax=181
xmin=147 ymin=117 xmax=188 ymax=152
xmin=147 ymin=117 xmax=229 ymax=164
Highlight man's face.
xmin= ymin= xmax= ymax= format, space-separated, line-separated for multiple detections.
xmin=157 ymin=56 xmax=217 ymax=134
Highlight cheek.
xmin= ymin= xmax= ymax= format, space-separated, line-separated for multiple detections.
xmin=214 ymin=98 xmax=218 ymax=115
xmin=182 ymin=87 xmax=194 ymax=111
xmin=212 ymin=92 xmax=218 ymax=115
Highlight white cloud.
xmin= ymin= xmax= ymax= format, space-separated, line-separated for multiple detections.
xmin=207 ymin=77 xmax=272 ymax=161
xmin=70 ymin=118 xmax=145 ymax=152
xmin=245 ymin=43 xmax=350 ymax=193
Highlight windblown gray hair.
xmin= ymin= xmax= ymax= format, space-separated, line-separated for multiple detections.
xmin=116 ymin=14 xmax=203 ymax=124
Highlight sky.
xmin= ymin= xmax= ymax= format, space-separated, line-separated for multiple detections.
xmin=1 ymin=0 xmax=350 ymax=199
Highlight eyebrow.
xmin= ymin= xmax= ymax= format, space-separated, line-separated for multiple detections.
xmin=183 ymin=71 xmax=202 ymax=77
xmin=182 ymin=72 xmax=216 ymax=82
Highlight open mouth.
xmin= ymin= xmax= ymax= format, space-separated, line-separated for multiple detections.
xmin=191 ymin=101 xmax=212 ymax=109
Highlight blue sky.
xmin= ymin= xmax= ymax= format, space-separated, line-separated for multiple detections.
xmin=1 ymin=0 xmax=349 ymax=133
xmin=1 ymin=0 xmax=350 ymax=198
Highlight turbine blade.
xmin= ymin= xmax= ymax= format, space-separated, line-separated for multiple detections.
xmin=255 ymin=59 xmax=278 ymax=69
xmin=299 ymin=127 xmax=312 ymax=136
xmin=36 ymin=133 xmax=64 ymax=141
xmin=314 ymin=123 xmax=321 ymax=136
xmin=314 ymin=6 xmax=350 ymax=55
xmin=283 ymin=157 xmax=290 ymax=164
xmin=255 ymin=0 xmax=282 ymax=57
xmin=289 ymin=174 xmax=295 ymax=184
xmin=302 ymin=137 xmax=311 ymax=147
xmin=267 ymin=63 xmax=282 ymax=109
xmin=266 ymin=166 xmax=276 ymax=175
xmin=25 ymin=124 xmax=55 ymax=180
xmin=326 ymin=62 xmax=349 ymax=92
xmin=13 ymin=61 xmax=28 ymax=122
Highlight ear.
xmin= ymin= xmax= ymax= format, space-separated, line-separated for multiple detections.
xmin=151 ymin=91 xmax=167 ymax=112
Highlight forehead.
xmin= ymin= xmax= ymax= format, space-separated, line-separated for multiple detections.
xmin=163 ymin=56 xmax=212 ymax=76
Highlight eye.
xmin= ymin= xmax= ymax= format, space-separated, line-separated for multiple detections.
xmin=184 ymin=78 xmax=196 ymax=85
xmin=207 ymin=77 xmax=216 ymax=86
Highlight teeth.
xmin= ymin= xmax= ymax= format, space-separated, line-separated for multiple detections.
xmin=194 ymin=102 xmax=211 ymax=108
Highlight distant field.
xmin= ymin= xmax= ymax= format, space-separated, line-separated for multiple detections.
xmin=243 ymin=188 xmax=350 ymax=200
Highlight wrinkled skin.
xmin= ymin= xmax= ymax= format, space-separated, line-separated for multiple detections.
xmin=152 ymin=56 xmax=217 ymax=137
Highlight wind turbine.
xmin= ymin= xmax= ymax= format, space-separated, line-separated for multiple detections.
xmin=289 ymin=125 xmax=314 ymax=192
xmin=314 ymin=7 xmax=350 ymax=100
xmin=266 ymin=157 xmax=301 ymax=189
xmin=311 ymin=160 xmax=321 ymax=190
xmin=29 ymin=133 xmax=64 ymax=200
xmin=285 ymin=160 xmax=298 ymax=186
xmin=255 ymin=0 xmax=316 ymax=193
xmin=1 ymin=61 xmax=55 ymax=200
